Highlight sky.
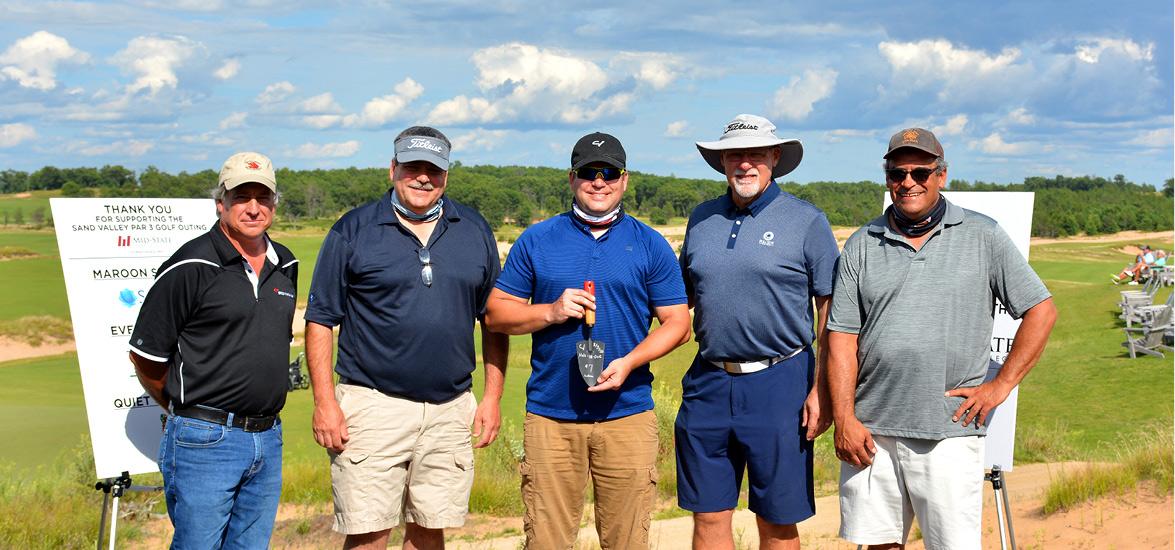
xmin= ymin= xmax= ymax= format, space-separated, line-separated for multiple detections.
xmin=0 ymin=1 xmax=1172 ymax=187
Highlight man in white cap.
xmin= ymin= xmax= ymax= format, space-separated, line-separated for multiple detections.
xmin=676 ymin=114 xmax=839 ymax=549
xmin=129 ymin=152 xmax=299 ymax=548
xmin=305 ymin=126 xmax=508 ymax=549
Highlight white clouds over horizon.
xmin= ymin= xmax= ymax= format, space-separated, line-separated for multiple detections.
xmin=290 ymin=140 xmax=361 ymax=158
xmin=0 ymin=31 xmax=90 ymax=90
xmin=111 ymin=35 xmax=204 ymax=96
xmin=664 ymin=120 xmax=689 ymax=137
xmin=0 ymin=123 xmax=37 ymax=147
xmin=214 ymin=58 xmax=240 ymax=80
xmin=768 ymin=68 xmax=838 ymax=121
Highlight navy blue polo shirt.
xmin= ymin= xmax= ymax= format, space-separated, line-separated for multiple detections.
xmin=495 ymin=212 xmax=687 ymax=420
xmin=681 ymin=184 xmax=839 ymax=362
xmin=305 ymin=192 xmax=500 ymax=403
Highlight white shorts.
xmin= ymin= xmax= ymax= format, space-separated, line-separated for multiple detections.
xmin=839 ymin=435 xmax=984 ymax=549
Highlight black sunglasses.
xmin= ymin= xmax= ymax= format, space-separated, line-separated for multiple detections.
xmin=573 ymin=166 xmax=625 ymax=181
xmin=418 ymin=248 xmax=433 ymax=287
xmin=885 ymin=166 xmax=942 ymax=184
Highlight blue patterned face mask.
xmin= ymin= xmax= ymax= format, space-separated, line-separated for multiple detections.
xmin=390 ymin=189 xmax=443 ymax=222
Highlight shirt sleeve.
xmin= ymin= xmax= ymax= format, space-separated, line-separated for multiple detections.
xmin=128 ymin=259 xmax=203 ymax=362
xmin=827 ymin=233 xmax=864 ymax=334
xmin=804 ymin=211 xmax=840 ymax=297
xmin=476 ymin=222 xmax=501 ymax=317
xmin=987 ymin=225 xmax=1051 ymax=319
xmin=679 ymin=221 xmax=694 ymax=301
xmin=646 ymin=231 xmax=688 ymax=307
xmin=305 ymin=227 xmax=352 ymax=327
xmin=494 ymin=229 xmax=536 ymax=300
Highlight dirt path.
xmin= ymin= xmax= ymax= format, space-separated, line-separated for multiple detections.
xmin=125 ymin=462 xmax=1171 ymax=548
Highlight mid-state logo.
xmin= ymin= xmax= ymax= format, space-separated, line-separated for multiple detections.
xmin=117 ymin=235 xmax=132 ymax=247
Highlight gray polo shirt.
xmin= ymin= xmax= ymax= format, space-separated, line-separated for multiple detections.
xmin=828 ymin=199 xmax=1050 ymax=440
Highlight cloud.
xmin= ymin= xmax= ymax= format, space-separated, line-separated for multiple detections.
xmin=0 ymin=31 xmax=90 ymax=90
xmin=1126 ymin=128 xmax=1173 ymax=148
xmin=1075 ymin=38 xmax=1153 ymax=64
xmin=971 ymin=133 xmax=1035 ymax=155
xmin=214 ymin=58 xmax=240 ymax=80
xmin=823 ymin=128 xmax=877 ymax=143
xmin=257 ymin=81 xmax=295 ymax=104
xmin=931 ymin=114 xmax=968 ymax=136
xmin=0 ymin=123 xmax=36 ymax=147
xmin=1002 ymin=108 xmax=1036 ymax=125
xmin=290 ymin=140 xmax=360 ymax=158
xmin=427 ymin=42 xmax=657 ymax=126
xmin=451 ymin=128 xmax=510 ymax=152
xmin=302 ymin=115 xmax=343 ymax=129
xmin=340 ymin=78 xmax=424 ymax=128
xmin=219 ymin=111 xmax=247 ymax=129
xmin=768 ymin=68 xmax=838 ymax=121
xmin=110 ymin=35 xmax=204 ymax=95
xmin=70 ymin=139 xmax=155 ymax=157
xmin=610 ymin=52 xmax=686 ymax=90
xmin=298 ymin=92 xmax=343 ymax=113
xmin=664 ymin=120 xmax=689 ymax=137
xmin=878 ymin=39 xmax=1024 ymax=104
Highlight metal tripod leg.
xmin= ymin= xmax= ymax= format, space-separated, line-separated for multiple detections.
xmin=986 ymin=465 xmax=1017 ymax=550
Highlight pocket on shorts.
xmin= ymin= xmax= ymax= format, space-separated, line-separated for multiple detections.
xmin=519 ymin=461 xmax=537 ymax=539
xmin=174 ymin=419 xmax=226 ymax=448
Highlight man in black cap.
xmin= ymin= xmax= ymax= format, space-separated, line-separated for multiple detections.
xmin=305 ymin=126 xmax=508 ymax=549
xmin=129 ymin=151 xmax=297 ymax=548
xmin=485 ymin=132 xmax=690 ymax=549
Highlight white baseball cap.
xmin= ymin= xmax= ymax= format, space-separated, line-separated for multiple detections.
xmin=219 ymin=152 xmax=277 ymax=192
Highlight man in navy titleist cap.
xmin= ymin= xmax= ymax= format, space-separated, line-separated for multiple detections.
xmin=677 ymin=115 xmax=840 ymax=549
xmin=305 ymin=126 xmax=508 ymax=549
xmin=129 ymin=151 xmax=297 ymax=548
xmin=485 ymin=132 xmax=690 ymax=549
xmin=828 ymin=128 xmax=1056 ymax=549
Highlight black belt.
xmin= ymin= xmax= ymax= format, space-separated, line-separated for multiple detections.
xmin=173 ymin=406 xmax=278 ymax=433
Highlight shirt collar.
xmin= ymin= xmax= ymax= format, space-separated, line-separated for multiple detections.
xmin=722 ymin=181 xmax=780 ymax=216
xmin=564 ymin=210 xmax=629 ymax=236
xmin=867 ymin=197 xmax=964 ymax=240
xmin=378 ymin=190 xmax=461 ymax=225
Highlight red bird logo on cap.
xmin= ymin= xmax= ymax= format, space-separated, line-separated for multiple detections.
xmin=245 ymin=161 xmax=260 ymax=170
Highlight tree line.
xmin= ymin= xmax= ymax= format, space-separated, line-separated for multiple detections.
xmin=1 ymin=165 xmax=1170 ymax=238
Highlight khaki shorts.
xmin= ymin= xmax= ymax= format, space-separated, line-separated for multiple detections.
xmin=330 ymin=384 xmax=476 ymax=534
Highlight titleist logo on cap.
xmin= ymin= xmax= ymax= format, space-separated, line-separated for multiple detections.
xmin=408 ymin=138 xmax=443 ymax=153
xmin=725 ymin=122 xmax=759 ymax=133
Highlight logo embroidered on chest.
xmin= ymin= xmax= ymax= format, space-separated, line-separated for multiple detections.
xmin=759 ymin=231 xmax=775 ymax=247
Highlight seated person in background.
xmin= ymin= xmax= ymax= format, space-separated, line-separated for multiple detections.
xmin=1114 ymin=245 xmax=1157 ymax=284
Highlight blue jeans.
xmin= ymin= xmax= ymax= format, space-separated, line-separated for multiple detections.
xmin=159 ymin=414 xmax=283 ymax=549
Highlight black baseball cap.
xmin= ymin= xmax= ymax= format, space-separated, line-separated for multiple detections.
xmin=571 ymin=132 xmax=626 ymax=169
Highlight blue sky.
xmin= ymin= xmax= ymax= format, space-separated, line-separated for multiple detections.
xmin=0 ymin=1 xmax=1171 ymax=187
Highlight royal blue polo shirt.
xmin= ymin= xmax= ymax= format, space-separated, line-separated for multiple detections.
xmin=495 ymin=212 xmax=687 ymax=420
xmin=681 ymin=183 xmax=839 ymax=362
xmin=305 ymin=192 xmax=500 ymax=403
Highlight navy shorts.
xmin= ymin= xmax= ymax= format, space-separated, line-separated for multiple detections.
xmin=674 ymin=349 xmax=815 ymax=525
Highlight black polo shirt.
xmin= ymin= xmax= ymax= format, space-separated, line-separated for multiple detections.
xmin=305 ymin=192 xmax=500 ymax=403
xmin=130 ymin=224 xmax=298 ymax=415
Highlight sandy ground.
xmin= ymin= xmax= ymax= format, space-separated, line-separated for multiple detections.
xmin=126 ymin=462 xmax=1173 ymax=549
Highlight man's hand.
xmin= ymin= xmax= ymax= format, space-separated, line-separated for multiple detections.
xmin=471 ymin=397 xmax=501 ymax=448
xmin=312 ymin=399 xmax=349 ymax=453
xmin=546 ymin=288 xmax=595 ymax=325
xmin=946 ymin=379 xmax=1014 ymax=428
xmin=834 ymin=416 xmax=876 ymax=468
xmin=587 ymin=357 xmax=634 ymax=392
xmin=802 ymin=388 xmax=832 ymax=441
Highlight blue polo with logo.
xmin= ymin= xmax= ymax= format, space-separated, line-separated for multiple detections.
xmin=495 ymin=212 xmax=687 ymax=420
xmin=305 ymin=192 xmax=500 ymax=403
xmin=680 ymin=183 xmax=839 ymax=361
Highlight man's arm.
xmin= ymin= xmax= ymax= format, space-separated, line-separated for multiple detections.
xmin=307 ymin=321 xmax=348 ymax=452
xmin=472 ymin=323 xmax=508 ymax=448
xmin=483 ymin=287 xmax=595 ymax=335
xmin=129 ymin=353 xmax=169 ymax=412
xmin=947 ymin=297 xmax=1057 ymax=427
xmin=588 ymin=303 xmax=691 ymax=392
xmin=802 ymin=296 xmax=833 ymax=440
xmin=828 ymin=331 xmax=876 ymax=467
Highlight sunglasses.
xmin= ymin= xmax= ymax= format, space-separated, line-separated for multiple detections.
xmin=418 ymin=248 xmax=433 ymax=287
xmin=573 ymin=166 xmax=625 ymax=181
xmin=885 ymin=165 xmax=942 ymax=184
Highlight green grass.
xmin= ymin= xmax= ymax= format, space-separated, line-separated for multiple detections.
xmin=1041 ymin=422 xmax=1173 ymax=514
xmin=0 ymin=191 xmax=55 ymax=227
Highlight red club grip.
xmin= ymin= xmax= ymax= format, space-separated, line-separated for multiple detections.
xmin=583 ymin=281 xmax=595 ymax=326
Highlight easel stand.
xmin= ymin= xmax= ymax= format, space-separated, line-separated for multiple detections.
xmin=986 ymin=465 xmax=1017 ymax=550
xmin=94 ymin=471 xmax=162 ymax=550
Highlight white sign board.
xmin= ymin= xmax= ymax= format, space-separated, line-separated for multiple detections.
xmin=883 ymin=191 xmax=1034 ymax=471
xmin=50 ymin=198 xmax=215 ymax=479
